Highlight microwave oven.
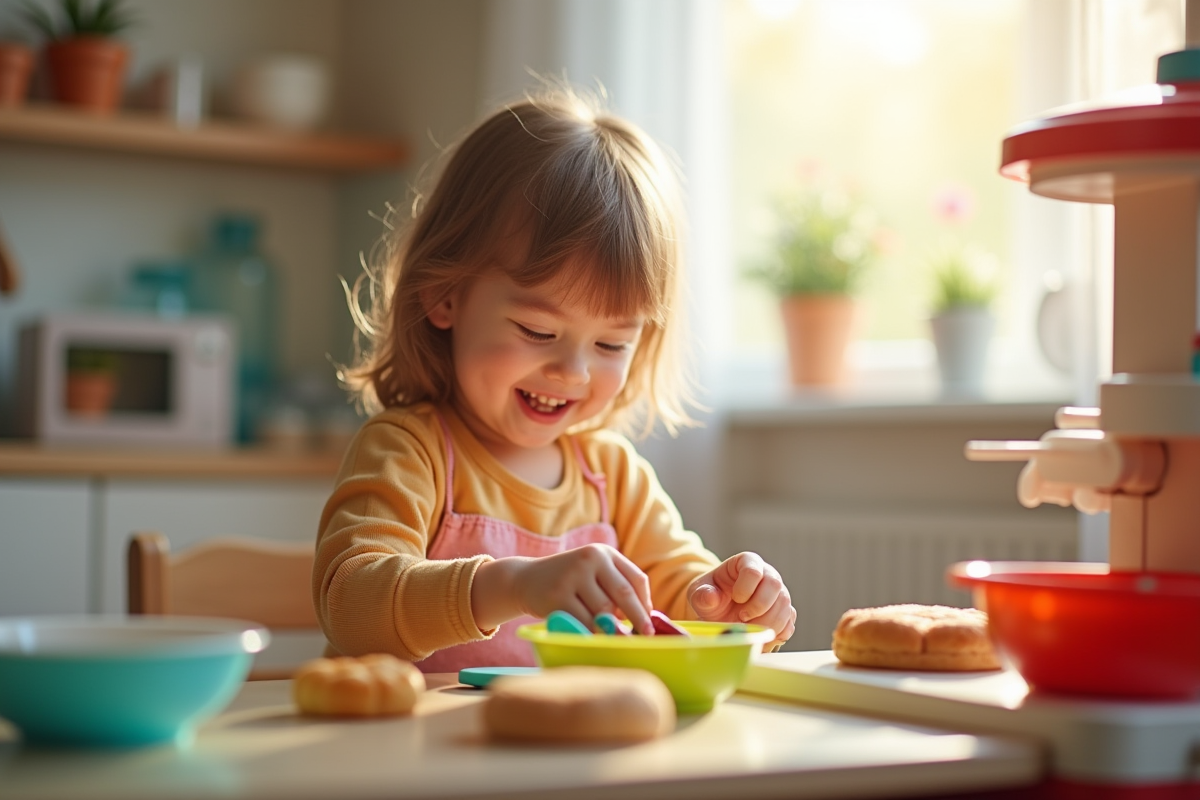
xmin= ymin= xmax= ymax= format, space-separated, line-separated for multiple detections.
xmin=15 ymin=313 xmax=236 ymax=447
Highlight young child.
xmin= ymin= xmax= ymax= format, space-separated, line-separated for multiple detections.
xmin=314 ymin=88 xmax=796 ymax=671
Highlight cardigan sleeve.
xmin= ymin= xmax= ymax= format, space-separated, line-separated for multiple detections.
xmin=312 ymin=409 xmax=495 ymax=661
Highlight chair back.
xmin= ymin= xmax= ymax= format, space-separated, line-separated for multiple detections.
xmin=127 ymin=531 xmax=321 ymax=678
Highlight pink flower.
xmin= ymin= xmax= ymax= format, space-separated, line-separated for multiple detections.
xmin=794 ymin=158 xmax=825 ymax=184
xmin=932 ymin=183 xmax=976 ymax=225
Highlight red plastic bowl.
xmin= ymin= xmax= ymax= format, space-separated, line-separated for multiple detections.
xmin=948 ymin=561 xmax=1200 ymax=700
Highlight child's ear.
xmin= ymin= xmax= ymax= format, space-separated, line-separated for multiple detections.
xmin=423 ymin=288 xmax=455 ymax=330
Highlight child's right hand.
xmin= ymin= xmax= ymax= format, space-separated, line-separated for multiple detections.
xmin=519 ymin=544 xmax=655 ymax=635
xmin=473 ymin=544 xmax=654 ymax=635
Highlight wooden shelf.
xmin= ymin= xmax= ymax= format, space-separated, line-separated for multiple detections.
xmin=0 ymin=103 xmax=410 ymax=173
xmin=0 ymin=441 xmax=343 ymax=480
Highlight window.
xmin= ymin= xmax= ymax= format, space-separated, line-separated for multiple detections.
xmin=722 ymin=0 xmax=1071 ymax=399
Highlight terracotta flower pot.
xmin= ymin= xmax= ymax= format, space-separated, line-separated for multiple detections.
xmin=0 ymin=43 xmax=34 ymax=107
xmin=65 ymin=371 xmax=117 ymax=417
xmin=780 ymin=294 xmax=856 ymax=387
xmin=46 ymin=36 xmax=129 ymax=113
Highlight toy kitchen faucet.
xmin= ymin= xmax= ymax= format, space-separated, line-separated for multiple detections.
xmin=967 ymin=3 xmax=1200 ymax=575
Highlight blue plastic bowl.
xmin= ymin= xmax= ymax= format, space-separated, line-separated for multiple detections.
xmin=0 ymin=615 xmax=269 ymax=747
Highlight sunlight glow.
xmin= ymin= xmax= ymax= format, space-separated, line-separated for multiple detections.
xmin=241 ymin=629 xmax=266 ymax=654
xmin=964 ymin=560 xmax=992 ymax=579
xmin=749 ymin=0 xmax=803 ymax=22
xmin=823 ymin=1 xmax=930 ymax=66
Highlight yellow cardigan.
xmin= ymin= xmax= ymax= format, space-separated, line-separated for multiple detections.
xmin=312 ymin=402 xmax=721 ymax=661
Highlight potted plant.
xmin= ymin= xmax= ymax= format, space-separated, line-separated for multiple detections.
xmin=19 ymin=0 xmax=137 ymax=113
xmin=64 ymin=346 xmax=118 ymax=417
xmin=0 ymin=41 xmax=34 ymax=106
xmin=747 ymin=188 xmax=880 ymax=387
xmin=927 ymin=246 xmax=999 ymax=396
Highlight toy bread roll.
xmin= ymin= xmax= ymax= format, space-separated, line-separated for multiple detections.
xmin=483 ymin=666 xmax=676 ymax=743
xmin=832 ymin=604 xmax=1000 ymax=671
xmin=293 ymin=653 xmax=425 ymax=716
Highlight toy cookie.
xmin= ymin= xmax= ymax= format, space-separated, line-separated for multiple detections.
xmin=832 ymin=603 xmax=1000 ymax=671
xmin=483 ymin=666 xmax=676 ymax=743
xmin=293 ymin=653 xmax=425 ymax=717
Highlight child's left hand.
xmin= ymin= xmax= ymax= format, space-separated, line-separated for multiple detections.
xmin=687 ymin=552 xmax=796 ymax=651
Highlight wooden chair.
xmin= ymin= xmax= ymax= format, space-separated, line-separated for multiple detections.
xmin=127 ymin=531 xmax=322 ymax=680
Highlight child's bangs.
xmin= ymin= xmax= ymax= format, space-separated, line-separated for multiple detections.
xmin=524 ymin=236 xmax=664 ymax=324
xmin=506 ymin=177 xmax=671 ymax=325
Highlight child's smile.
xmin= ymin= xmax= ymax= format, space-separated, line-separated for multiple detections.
xmin=517 ymin=389 xmax=572 ymax=418
xmin=427 ymin=267 xmax=645 ymax=470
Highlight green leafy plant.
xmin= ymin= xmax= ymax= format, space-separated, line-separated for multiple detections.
xmin=66 ymin=346 xmax=118 ymax=374
xmin=18 ymin=0 xmax=136 ymax=40
xmin=930 ymin=246 xmax=999 ymax=314
xmin=746 ymin=188 xmax=880 ymax=296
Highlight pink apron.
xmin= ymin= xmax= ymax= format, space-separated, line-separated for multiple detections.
xmin=416 ymin=415 xmax=618 ymax=673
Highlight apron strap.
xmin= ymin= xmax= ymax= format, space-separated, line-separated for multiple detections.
xmin=571 ymin=437 xmax=610 ymax=525
xmin=433 ymin=410 xmax=457 ymax=516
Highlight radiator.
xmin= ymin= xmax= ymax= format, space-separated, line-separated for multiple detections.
xmin=731 ymin=505 xmax=1079 ymax=651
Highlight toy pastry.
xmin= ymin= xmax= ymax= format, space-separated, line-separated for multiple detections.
xmin=293 ymin=653 xmax=425 ymax=717
xmin=483 ymin=666 xmax=675 ymax=743
xmin=832 ymin=603 xmax=1000 ymax=671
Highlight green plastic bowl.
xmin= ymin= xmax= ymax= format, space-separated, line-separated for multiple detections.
xmin=0 ymin=615 xmax=268 ymax=747
xmin=517 ymin=620 xmax=773 ymax=713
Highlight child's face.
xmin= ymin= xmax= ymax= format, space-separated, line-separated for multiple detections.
xmin=427 ymin=267 xmax=644 ymax=452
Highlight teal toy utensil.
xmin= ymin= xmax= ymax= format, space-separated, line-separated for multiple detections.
xmin=458 ymin=666 xmax=539 ymax=688
xmin=546 ymin=610 xmax=591 ymax=635
xmin=593 ymin=612 xmax=631 ymax=636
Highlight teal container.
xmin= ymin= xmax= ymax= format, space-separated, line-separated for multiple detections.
xmin=0 ymin=616 xmax=267 ymax=747
xmin=189 ymin=213 xmax=279 ymax=442
xmin=119 ymin=260 xmax=193 ymax=319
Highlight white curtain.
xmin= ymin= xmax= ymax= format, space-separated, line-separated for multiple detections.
xmin=479 ymin=0 xmax=734 ymax=553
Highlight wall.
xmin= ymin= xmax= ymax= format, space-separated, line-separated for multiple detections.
xmin=0 ymin=0 xmax=485 ymax=431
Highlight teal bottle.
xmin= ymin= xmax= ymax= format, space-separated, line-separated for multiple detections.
xmin=189 ymin=213 xmax=279 ymax=443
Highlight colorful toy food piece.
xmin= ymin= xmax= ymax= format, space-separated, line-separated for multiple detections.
xmin=458 ymin=666 xmax=539 ymax=688
xmin=593 ymin=612 xmax=631 ymax=636
xmin=649 ymin=610 xmax=689 ymax=636
xmin=293 ymin=653 xmax=425 ymax=717
xmin=547 ymin=610 xmax=592 ymax=635
xmin=719 ymin=623 xmax=749 ymax=635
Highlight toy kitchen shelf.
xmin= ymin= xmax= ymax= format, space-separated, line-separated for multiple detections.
xmin=0 ymin=103 xmax=410 ymax=173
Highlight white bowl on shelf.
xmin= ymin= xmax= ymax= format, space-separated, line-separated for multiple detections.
xmin=232 ymin=54 xmax=331 ymax=131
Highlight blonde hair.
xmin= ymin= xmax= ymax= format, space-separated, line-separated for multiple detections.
xmin=341 ymin=88 xmax=696 ymax=437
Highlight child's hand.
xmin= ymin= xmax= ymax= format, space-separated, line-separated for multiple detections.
xmin=687 ymin=552 xmax=796 ymax=650
xmin=513 ymin=544 xmax=655 ymax=635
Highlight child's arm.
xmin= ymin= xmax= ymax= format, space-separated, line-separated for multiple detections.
xmin=313 ymin=411 xmax=494 ymax=660
xmin=470 ymin=545 xmax=655 ymax=635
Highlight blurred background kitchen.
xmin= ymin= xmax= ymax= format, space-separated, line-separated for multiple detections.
xmin=0 ymin=0 xmax=1184 ymax=649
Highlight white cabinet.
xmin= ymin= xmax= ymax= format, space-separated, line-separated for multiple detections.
xmin=97 ymin=478 xmax=332 ymax=613
xmin=0 ymin=478 xmax=92 ymax=615
xmin=0 ymin=468 xmax=332 ymax=616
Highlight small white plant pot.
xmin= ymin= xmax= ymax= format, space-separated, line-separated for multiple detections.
xmin=929 ymin=307 xmax=994 ymax=397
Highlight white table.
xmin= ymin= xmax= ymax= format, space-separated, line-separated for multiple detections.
xmin=0 ymin=669 xmax=1042 ymax=800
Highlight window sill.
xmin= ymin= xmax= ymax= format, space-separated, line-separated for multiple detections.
xmin=703 ymin=339 xmax=1074 ymax=427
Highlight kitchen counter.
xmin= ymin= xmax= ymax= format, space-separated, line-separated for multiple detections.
xmin=0 ymin=441 xmax=344 ymax=480
xmin=0 ymin=671 xmax=1043 ymax=800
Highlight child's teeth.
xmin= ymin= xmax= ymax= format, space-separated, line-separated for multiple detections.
xmin=522 ymin=390 xmax=566 ymax=410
